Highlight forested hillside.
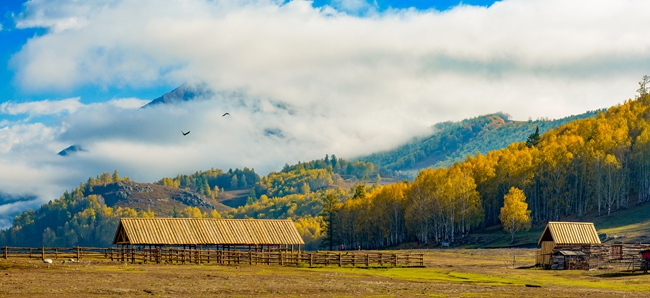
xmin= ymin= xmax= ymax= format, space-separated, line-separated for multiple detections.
xmin=0 ymin=157 xmax=382 ymax=249
xmin=358 ymin=111 xmax=600 ymax=173
xmin=154 ymin=155 xmax=382 ymax=208
xmin=322 ymin=85 xmax=650 ymax=250
xmin=0 ymin=172 xmax=227 ymax=247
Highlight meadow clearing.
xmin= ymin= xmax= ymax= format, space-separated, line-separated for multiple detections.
xmin=1 ymin=248 xmax=649 ymax=297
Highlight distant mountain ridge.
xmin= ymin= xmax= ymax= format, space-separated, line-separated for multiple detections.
xmin=357 ymin=111 xmax=601 ymax=173
xmin=137 ymin=83 xmax=601 ymax=174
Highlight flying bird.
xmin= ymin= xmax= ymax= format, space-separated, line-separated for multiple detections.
xmin=222 ymin=113 xmax=230 ymax=117
xmin=181 ymin=131 xmax=190 ymax=136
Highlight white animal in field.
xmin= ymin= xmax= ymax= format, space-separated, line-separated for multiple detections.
xmin=42 ymin=259 xmax=53 ymax=264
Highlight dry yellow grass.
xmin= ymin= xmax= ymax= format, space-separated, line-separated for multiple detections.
xmin=1 ymin=248 xmax=649 ymax=297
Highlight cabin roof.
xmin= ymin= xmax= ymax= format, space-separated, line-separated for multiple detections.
xmin=556 ymin=250 xmax=586 ymax=256
xmin=113 ymin=218 xmax=305 ymax=245
xmin=537 ymin=222 xmax=601 ymax=246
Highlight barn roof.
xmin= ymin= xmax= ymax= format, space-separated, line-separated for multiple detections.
xmin=537 ymin=222 xmax=601 ymax=246
xmin=113 ymin=218 xmax=305 ymax=245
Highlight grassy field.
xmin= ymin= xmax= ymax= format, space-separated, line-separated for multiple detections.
xmin=1 ymin=248 xmax=650 ymax=297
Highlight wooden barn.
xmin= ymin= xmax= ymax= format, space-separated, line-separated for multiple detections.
xmin=108 ymin=218 xmax=423 ymax=267
xmin=536 ymin=222 xmax=602 ymax=269
xmin=113 ymin=218 xmax=304 ymax=254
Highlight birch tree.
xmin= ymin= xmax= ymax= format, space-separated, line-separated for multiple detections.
xmin=499 ymin=187 xmax=531 ymax=244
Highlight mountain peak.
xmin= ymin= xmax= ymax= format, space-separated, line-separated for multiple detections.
xmin=143 ymin=82 xmax=214 ymax=107
xmin=58 ymin=145 xmax=85 ymax=156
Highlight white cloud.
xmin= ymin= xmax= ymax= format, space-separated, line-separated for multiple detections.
xmin=0 ymin=97 xmax=83 ymax=116
xmin=107 ymin=98 xmax=151 ymax=109
xmin=2 ymin=0 xmax=650 ymax=219
xmin=14 ymin=0 xmax=117 ymax=33
xmin=0 ymin=122 xmax=61 ymax=153
xmin=10 ymin=0 xmax=649 ymax=121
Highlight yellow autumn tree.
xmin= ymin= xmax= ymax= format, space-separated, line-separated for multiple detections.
xmin=499 ymin=187 xmax=531 ymax=244
xmin=180 ymin=206 xmax=204 ymax=218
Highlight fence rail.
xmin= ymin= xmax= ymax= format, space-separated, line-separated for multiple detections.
xmin=1 ymin=246 xmax=109 ymax=261
xmin=1 ymin=246 xmax=424 ymax=267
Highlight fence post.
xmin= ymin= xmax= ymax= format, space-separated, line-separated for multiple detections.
xmin=3 ymin=246 xmax=6 ymax=259
xmin=338 ymin=252 xmax=342 ymax=267
xmin=41 ymin=246 xmax=45 ymax=260
xmin=76 ymin=246 xmax=80 ymax=260
xmin=393 ymin=254 xmax=397 ymax=266
xmin=366 ymin=253 xmax=369 ymax=267
xmin=309 ymin=253 xmax=313 ymax=267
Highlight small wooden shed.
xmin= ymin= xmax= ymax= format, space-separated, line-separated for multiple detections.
xmin=536 ymin=222 xmax=601 ymax=268
xmin=553 ymin=250 xmax=588 ymax=270
xmin=113 ymin=218 xmax=305 ymax=253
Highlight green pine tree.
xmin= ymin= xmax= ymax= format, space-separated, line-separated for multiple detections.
xmin=525 ymin=126 xmax=540 ymax=147
xmin=320 ymin=194 xmax=340 ymax=251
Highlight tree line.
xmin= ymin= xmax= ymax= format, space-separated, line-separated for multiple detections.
xmin=157 ymin=167 xmax=260 ymax=200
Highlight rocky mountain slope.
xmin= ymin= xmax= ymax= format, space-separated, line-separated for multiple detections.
xmin=88 ymin=180 xmax=231 ymax=215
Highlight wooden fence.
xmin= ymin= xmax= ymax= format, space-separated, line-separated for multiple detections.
xmin=106 ymin=247 xmax=424 ymax=267
xmin=1 ymin=246 xmax=108 ymax=261
xmin=1 ymin=246 xmax=424 ymax=267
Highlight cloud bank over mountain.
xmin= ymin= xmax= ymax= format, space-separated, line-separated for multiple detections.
xmin=1 ymin=0 xmax=650 ymax=226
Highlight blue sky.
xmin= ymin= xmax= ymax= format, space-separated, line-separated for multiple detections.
xmin=0 ymin=0 xmax=648 ymax=228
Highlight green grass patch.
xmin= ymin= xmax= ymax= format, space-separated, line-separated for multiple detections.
xmin=597 ymin=202 xmax=650 ymax=243
xmin=304 ymin=261 xmax=650 ymax=293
